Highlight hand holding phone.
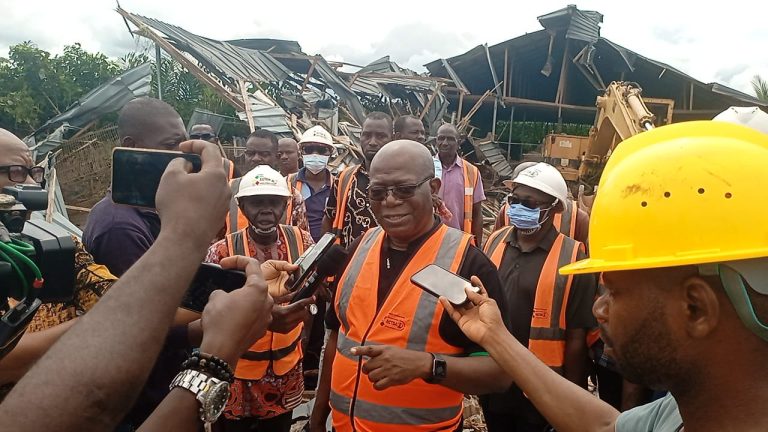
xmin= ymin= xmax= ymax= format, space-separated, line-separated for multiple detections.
xmin=181 ymin=263 xmax=247 ymax=313
xmin=411 ymin=264 xmax=480 ymax=306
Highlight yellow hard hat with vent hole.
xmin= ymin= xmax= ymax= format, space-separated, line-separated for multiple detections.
xmin=561 ymin=120 xmax=768 ymax=275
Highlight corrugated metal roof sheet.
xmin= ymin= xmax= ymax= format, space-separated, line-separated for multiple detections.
xmin=537 ymin=5 xmax=603 ymax=43
xmin=132 ymin=14 xmax=291 ymax=84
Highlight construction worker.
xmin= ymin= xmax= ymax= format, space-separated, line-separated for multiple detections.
xmin=277 ymin=137 xmax=301 ymax=177
xmin=205 ymin=165 xmax=315 ymax=432
xmin=321 ymin=111 xmax=391 ymax=248
xmin=481 ymin=162 xmax=596 ymax=431
xmin=190 ymin=123 xmax=239 ymax=179
xmin=224 ymin=129 xmax=309 ymax=236
xmin=434 ymin=123 xmax=484 ymax=245
xmin=442 ymin=121 xmax=768 ymax=431
xmin=310 ymin=140 xmax=510 ymax=432
xmin=495 ymin=162 xmax=589 ymax=244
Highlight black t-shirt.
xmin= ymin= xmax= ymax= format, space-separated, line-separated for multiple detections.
xmin=326 ymin=219 xmax=506 ymax=353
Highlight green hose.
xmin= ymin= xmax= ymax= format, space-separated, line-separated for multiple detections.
xmin=0 ymin=241 xmax=42 ymax=280
xmin=0 ymin=247 xmax=28 ymax=295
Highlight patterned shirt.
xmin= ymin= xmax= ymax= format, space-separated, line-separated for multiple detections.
xmin=205 ymin=227 xmax=313 ymax=419
xmin=5 ymin=236 xmax=116 ymax=332
xmin=324 ymin=166 xmax=377 ymax=248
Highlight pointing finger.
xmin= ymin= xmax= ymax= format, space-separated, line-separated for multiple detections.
xmin=350 ymin=345 xmax=383 ymax=358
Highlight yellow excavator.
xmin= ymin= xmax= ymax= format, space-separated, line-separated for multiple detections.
xmin=573 ymin=82 xmax=676 ymax=212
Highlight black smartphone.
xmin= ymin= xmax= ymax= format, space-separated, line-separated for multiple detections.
xmin=181 ymin=263 xmax=247 ymax=313
xmin=111 ymin=148 xmax=202 ymax=209
xmin=411 ymin=264 xmax=479 ymax=305
xmin=289 ymin=233 xmax=337 ymax=293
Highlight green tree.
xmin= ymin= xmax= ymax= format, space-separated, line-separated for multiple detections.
xmin=753 ymin=75 xmax=768 ymax=102
xmin=0 ymin=42 xmax=121 ymax=134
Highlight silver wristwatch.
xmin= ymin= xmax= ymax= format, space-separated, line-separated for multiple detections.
xmin=170 ymin=369 xmax=230 ymax=425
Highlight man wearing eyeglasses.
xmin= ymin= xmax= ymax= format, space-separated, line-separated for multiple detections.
xmin=0 ymin=128 xmax=117 ymax=385
xmin=190 ymin=124 xmax=240 ymax=180
xmin=435 ymin=124 xmax=485 ymax=245
xmin=480 ymin=162 xmax=596 ymax=432
xmin=310 ymin=140 xmax=510 ymax=432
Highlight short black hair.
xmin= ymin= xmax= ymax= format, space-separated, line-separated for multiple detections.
xmin=247 ymin=129 xmax=279 ymax=152
xmin=394 ymin=115 xmax=424 ymax=133
xmin=365 ymin=111 xmax=393 ymax=130
xmin=117 ymin=97 xmax=180 ymax=140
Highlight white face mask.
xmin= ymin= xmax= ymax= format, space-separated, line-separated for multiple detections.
xmin=303 ymin=154 xmax=330 ymax=174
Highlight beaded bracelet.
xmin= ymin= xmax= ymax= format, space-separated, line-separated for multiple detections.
xmin=182 ymin=351 xmax=235 ymax=383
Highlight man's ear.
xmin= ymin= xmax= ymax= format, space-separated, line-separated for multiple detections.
xmin=680 ymin=276 xmax=721 ymax=339
xmin=122 ymin=136 xmax=137 ymax=148
xmin=429 ymin=177 xmax=441 ymax=195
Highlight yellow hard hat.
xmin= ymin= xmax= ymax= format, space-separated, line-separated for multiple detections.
xmin=561 ymin=121 xmax=768 ymax=275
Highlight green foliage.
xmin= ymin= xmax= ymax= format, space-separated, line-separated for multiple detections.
xmin=753 ymin=75 xmax=768 ymax=102
xmin=495 ymin=121 xmax=591 ymax=144
xmin=0 ymin=42 xmax=120 ymax=134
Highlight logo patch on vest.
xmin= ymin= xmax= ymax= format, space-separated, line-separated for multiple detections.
xmin=533 ymin=308 xmax=549 ymax=320
xmin=381 ymin=313 xmax=407 ymax=331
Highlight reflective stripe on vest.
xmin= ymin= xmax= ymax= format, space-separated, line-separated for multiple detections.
xmin=460 ymin=159 xmax=479 ymax=234
xmin=331 ymin=225 xmax=469 ymax=431
xmin=331 ymin=166 xmax=360 ymax=237
xmin=553 ymin=199 xmax=578 ymax=238
xmin=484 ymin=226 xmax=582 ymax=372
xmin=225 ymin=225 xmax=306 ymax=379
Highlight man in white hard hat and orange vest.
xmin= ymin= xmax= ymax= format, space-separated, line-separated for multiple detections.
xmin=481 ymin=162 xmax=597 ymax=432
xmin=205 ymin=165 xmax=315 ymax=432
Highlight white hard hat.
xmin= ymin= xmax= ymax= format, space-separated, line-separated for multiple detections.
xmin=235 ymin=165 xmax=291 ymax=199
xmin=513 ymin=162 xmax=568 ymax=207
xmin=713 ymin=106 xmax=768 ymax=134
xmin=299 ymin=125 xmax=334 ymax=147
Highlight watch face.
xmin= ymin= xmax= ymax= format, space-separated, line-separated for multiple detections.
xmin=434 ymin=359 xmax=447 ymax=378
xmin=202 ymin=381 xmax=230 ymax=422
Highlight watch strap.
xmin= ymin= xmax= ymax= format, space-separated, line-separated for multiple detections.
xmin=170 ymin=369 xmax=223 ymax=423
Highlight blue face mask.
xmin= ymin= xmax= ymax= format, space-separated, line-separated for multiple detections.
xmin=507 ymin=203 xmax=542 ymax=230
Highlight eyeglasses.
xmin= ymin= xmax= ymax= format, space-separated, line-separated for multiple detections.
xmin=507 ymin=194 xmax=555 ymax=210
xmin=301 ymin=145 xmax=331 ymax=156
xmin=368 ymin=177 xmax=433 ymax=201
xmin=190 ymin=133 xmax=216 ymax=141
xmin=0 ymin=165 xmax=45 ymax=184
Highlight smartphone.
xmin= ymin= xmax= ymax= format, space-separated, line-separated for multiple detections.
xmin=411 ymin=264 xmax=479 ymax=305
xmin=289 ymin=233 xmax=337 ymax=293
xmin=181 ymin=263 xmax=247 ymax=313
xmin=111 ymin=148 xmax=202 ymax=209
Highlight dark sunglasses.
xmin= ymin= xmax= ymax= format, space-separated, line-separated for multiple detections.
xmin=0 ymin=165 xmax=45 ymax=184
xmin=302 ymin=145 xmax=331 ymax=156
xmin=507 ymin=194 xmax=554 ymax=210
xmin=368 ymin=177 xmax=432 ymax=201
xmin=190 ymin=133 xmax=216 ymax=141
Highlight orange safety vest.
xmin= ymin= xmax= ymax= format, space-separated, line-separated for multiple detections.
xmin=330 ymin=225 xmax=471 ymax=432
xmin=483 ymin=226 xmax=583 ymax=373
xmin=226 ymin=225 xmax=306 ymax=379
xmin=225 ymin=177 xmax=295 ymax=235
xmin=459 ymin=158 xmax=480 ymax=234
xmin=501 ymin=199 xmax=578 ymax=239
xmin=330 ymin=165 xmax=361 ymax=239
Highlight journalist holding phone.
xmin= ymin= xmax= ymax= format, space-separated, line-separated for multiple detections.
xmin=310 ymin=140 xmax=511 ymax=432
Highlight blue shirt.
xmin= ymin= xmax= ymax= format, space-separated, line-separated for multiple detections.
xmin=295 ymin=168 xmax=333 ymax=242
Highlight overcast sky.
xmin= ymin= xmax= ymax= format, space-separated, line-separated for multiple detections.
xmin=2 ymin=0 xmax=766 ymax=95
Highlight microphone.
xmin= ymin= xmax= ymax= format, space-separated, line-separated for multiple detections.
xmin=289 ymin=245 xmax=348 ymax=304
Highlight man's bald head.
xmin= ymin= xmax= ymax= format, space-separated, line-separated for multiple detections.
xmin=117 ymin=97 xmax=186 ymax=151
xmin=370 ymin=139 xmax=435 ymax=178
xmin=0 ymin=128 xmax=36 ymax=190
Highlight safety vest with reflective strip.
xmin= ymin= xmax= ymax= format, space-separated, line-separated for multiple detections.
xmin=483 ymin=226 xmax=583 ymax=373
xmin=501 ymin=199 xmax=579 ymax=239
xmin=226 ymin=225 xmax=305 ymax=379
xmin=330 ymin=165 xmax=361 ymax=242
xmin=459 ymin=158 xmax=480 ymax=234
xmin=225 ymin=177 xmax=295 ymax=235
xmin=331 ymin=225 xmax=470 ymax=432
